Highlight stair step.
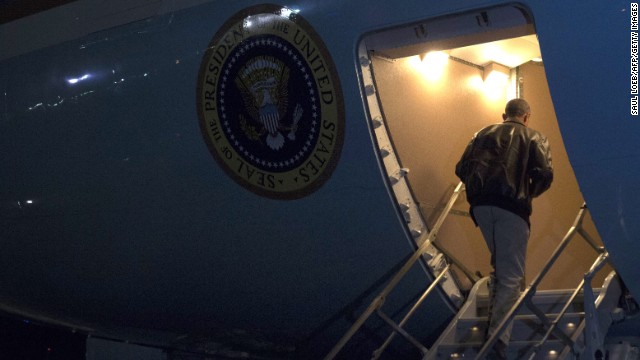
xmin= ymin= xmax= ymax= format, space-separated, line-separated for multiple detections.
xmin=436 ymin=339 xmax=567 ymax=360
xmin=451 ymin=313 xmax=584 ymax=343
xmin=423 ymin=276 xmax=622 ymax=360
xmin=475 ymin=290 xmax=594 ymax=317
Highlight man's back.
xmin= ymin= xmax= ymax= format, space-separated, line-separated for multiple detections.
xmin=456 ymin=119 xmax=553 ymax=224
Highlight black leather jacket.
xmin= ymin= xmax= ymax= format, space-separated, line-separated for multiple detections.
xmin=455 ymin=120 xmax=553 ymax=225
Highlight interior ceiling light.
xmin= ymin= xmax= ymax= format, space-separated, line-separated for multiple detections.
xmin=481 ymin=62 xmax=511 ymax=101
xmin=483 ymin=62 xmax=509 ymax=85
xmin=420 ymin=51 xmax=449 ymax=65
xmin=413 ymin=51 xmax=450 ymax=82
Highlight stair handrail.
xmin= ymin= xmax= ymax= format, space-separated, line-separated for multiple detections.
xmin=475 ymin=203 xmax=605 ymax=359
xmin=372 ymin=263 xmax=451 ymax=359
xmin=563 ymin=252 xmax=621 ymax=358
xmin=323 ymin=182 xmax=466 ymax=360
xmin=524 ymin=251 xmax=611 ymax=360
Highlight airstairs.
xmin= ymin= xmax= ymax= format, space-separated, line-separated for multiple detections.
xmin=426 ymin=271 xmax=622 ymax=359
xmin=324 ymin=184 xmax=639 ymax=360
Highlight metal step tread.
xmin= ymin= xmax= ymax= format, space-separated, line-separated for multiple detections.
xmin=435 ymin=339 xmax=567 ymax=360
xmin=441 ymin=312 xmax=584 ymax=344
xmin=457 ymin=312 xmax=585 ymax=322
xmin=475 ymin=294 xmax=590 ymax=316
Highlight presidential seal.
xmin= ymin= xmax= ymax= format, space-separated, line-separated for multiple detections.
xmin=197 ymin=4 xmax=345 ymax=200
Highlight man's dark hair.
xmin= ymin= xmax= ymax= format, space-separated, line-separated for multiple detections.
xmin=505 ymin=98 xmax=531 ymax=117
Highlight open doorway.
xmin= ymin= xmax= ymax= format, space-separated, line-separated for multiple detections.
xmin=359 ymin=5 xmax=609 ymax=292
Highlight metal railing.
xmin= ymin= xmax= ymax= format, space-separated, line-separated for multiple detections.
xmin=525 ymin=251 xmax=610 ymax=360
xmin=323 ymin=182 xmax=475 ymax=360
xmin=475 ymin=203 xmax=608 ymax=359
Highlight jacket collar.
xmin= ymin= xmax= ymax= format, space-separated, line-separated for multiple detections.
xmin=503 ymin=118 xmax=525 ymax=126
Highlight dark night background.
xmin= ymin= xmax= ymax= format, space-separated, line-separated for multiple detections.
xmin=1 ymin=1 xmax=96 ymax=359
xmin=0 ymin=316 xmax=85 ymax=360
xmin=0 ymin=0 xmax=78 ymax=24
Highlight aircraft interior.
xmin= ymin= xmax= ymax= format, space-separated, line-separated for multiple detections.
xmin=366 ymin=23 xmax=609 ymax=295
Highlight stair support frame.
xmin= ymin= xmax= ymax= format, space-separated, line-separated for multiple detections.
xmin=323 ymin=183 xmax=465 ymax=360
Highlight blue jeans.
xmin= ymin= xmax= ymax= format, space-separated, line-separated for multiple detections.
xmin=472 ymin=205 xmax=529 ymax=345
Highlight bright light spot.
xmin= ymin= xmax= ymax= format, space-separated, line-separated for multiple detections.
xmin=531 ymin=57 xmax=543 ymax=62
xmin=482 ymin=63 xmax=510 ymax=101
xmin=280 ymin=7 xmax=300 ymax=18
xmin=422 ymin=51 xmax=449 ymax=66
xmin=28 ymin=102 xmax=44 ymax=111
xmin=467 ymin=72 xmax=508 ymax=104
xmin=467 ymin=74 xmax=484 ymax=90
xmin=483 ymin=74 xmax=508 ymax=100
xmin=485 ymin=70 xmax=509 ymax=87
xmin=67 ymin=74 xmax=91 ymax=85
xmin=26 ymin=200 xmax=33 ymax=204
xmin=471 ymin=326 xmax=480 ymax=331
xmin=411 ymin=51 xmax=449 ymax=81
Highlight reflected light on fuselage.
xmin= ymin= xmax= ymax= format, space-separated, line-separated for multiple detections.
xmin=66 ymin=74 xmax=90 ymax=85
xmin=280 ymin=7 xmax=300 ymax=18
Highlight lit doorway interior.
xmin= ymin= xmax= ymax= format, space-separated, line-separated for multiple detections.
xmin=359 ymin=5 xmax=609 ymax=293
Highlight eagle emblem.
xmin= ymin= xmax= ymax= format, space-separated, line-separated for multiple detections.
xmin=235 ymin=56 xmax=303 ymax=151
xmin=196 ymin=5 xmax=344 ymax=199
